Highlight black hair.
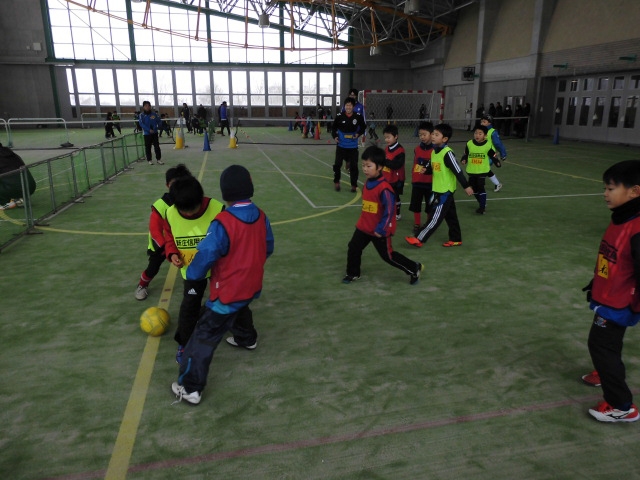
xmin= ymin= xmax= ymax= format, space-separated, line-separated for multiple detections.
xmin=142 ymin=100 xmax=151 ymax=107
xmin=382 ymin=124 xmax=399 ymax=136
xmin=343 ymin=97 xmax=356 ymax=106
xmin=418 ymin=121 xmax=434 ymax=133
xmin=170 ymin=175 xmax=204 ymax=212
xmin=349 ymin=88 xmax=359 ymax=97
xmin=603 ymin=160 xmax=640 ymax=188
xmin=165 ymin=163 xmax=192 ymax=185
xmin=434 ymin=123 xmax=453 ymax=141
xmin=474 ymin=125 xmax=488 ymax=135
xmin=361 ymin=145 xmax=385 ymax=167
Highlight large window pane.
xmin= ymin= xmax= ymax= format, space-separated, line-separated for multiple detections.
xmin=116 ymin=69 xmax=134 ymax=93
xmin=96 ymin=70 xmax=114 ymax=93
xmin=156 ymin=70 xmax=173 ymax=94
xmin=319 ymin=72 xmax=333 ymax=95
xmin=99 ymin=94 xmax=116 ymax=106
xmin=75 ymin=69 xmax=94 ymax=93
xmin=175 ymin=71 xmax=192 ymax=94
xmin=232 ymin=71 xmax=247 ymax=94
xmin=613 ymin=76 xmax=625 ymax=90
xmin=137 ymin=70 xmax=154 ymax=94
xmin=250 ymin=71 xmax=265 ymax=94
xmin=593 ymin=97 xmax=605 ymax=126
xmin=554 ymin=97 xmax=564 ymax=125
xmin=598 ymin=77 xmax=609 ymax=90
xmin=608 ymin=97 xmax=621 ymax=127
xmin=579 ymin=97 xmax=591 ymax=126
xmin=302 ymin=72 xmax=316 ymax=106
xmin=624 ymin=96 xmax=638 ymax=129
xmin=66 ymin=68 xmax=75 ymax=93
xmin=119 ymin=94 xmax=136 ymax=106
xmin=566 ymin=97 xmax=577 ymax=125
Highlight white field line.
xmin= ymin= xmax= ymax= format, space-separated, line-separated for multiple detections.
xmin=259 ymin=148 xmax=317 ymax=208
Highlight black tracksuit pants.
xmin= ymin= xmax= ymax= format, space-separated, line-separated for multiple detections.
xmin=346 ymin=228 xmax=418 ymax=278
xmin=178 ymin=304 xmax=257 ymax=393
xmin=174 ymin=278 xmax=208 ymax=346
xmin=416 ymin=192 xmax=462 ymax=243
xmin=588 ymin=314 xmax=633 ymax=409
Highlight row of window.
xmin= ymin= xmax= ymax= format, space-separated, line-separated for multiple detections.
xmin=558 ymin=75 xmax=640 ymax=93
xmin=65 ymin=67 xmax=341 ymax=108
xmin=47 ymin=1 xmax=350 ymax=65
xmin=554 ymin=95 xmax=638 ymax=129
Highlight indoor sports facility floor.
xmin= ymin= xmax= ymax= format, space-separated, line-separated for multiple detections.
xmin=2 ymin=126 xmax=640 ymax=479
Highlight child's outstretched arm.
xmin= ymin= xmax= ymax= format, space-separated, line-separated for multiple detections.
xmin=186 ymin=220 xmax=229 ymax=280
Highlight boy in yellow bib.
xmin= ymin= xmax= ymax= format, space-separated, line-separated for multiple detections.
xmin=460 ymin=125 xmax=500 ymax=215
xmin=405 ymin=124 xmax=473 ymax=248
xmin=163 ymin=176 xmax=224 ymax=363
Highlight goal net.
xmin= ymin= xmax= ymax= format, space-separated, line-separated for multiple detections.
xmin=360 ymin=90 xmax=443 ymax=138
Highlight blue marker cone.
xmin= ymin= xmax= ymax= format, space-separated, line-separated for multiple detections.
xmin=203 ymin=131 xmax=211 ymax=151
xmin=288 ymin=121 xmax=293 ymax=131
xmin=553 ymin=127 xmax=559 ymax=145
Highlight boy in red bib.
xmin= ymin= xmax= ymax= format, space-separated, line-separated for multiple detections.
xmin=582 ymin=160 xmax=640 ymax=423
xmin=343 ymin=146 xmax=422 ymax=285
xmin=172 ymin=165 xmax=274 ymax=405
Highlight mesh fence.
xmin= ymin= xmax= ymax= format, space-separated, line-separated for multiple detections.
xmin=233 ymin=117 xmax=432 ymax=146
xmin=0 ymin=133 xmax=144 ymax=251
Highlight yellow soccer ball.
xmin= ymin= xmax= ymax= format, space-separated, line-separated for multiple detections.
xmin=140 ymin=307 xmax=170 ymax=337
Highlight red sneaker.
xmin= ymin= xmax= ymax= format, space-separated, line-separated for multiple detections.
xmin=588 ymin=401 xmax=639 ymax=423
xmin=405 ymin=236 xmax=423 ymax=248
xmin=581 ymin=370 xmax=601 ymax=387
xmin=442 ymin=241 xmax=462 ymax=247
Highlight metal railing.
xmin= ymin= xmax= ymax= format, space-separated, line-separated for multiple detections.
xmin=0 ymin=133 xmax=145 ymax=252
xmin=6 ymin=118 xmax=73 ymax=148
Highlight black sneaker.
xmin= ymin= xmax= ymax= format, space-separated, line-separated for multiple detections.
xmin=410 ymin=263 xmax=424 ymax=285
xmin=342 ymin=274 xmax=360 ymax=284
xmin=475 ymin=207 xmax=485 ymax=215
xmin=226 ymin=337 xmax=257 ymax=350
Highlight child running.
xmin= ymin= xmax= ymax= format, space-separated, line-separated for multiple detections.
xmin=460 ymin=125 xmax=501 ymax=215
xmin=480 ymin=114 xmax=505 ymax=192
xmin=343 ymin=146 xmax=422 ymax=285
xmin=405 ymin=123 xmax=473 ymax=248
xmin=135 ymin=164 xmax=192 ymax=301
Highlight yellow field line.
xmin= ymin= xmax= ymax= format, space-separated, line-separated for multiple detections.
xmin=105 ymin=151 xmax=209 ymax=479
xmin=104 ymin=265 xmax=178 ymax=480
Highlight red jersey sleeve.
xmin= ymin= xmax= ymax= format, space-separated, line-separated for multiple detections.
xmin=149 ymin=207 xmax=165 ymax=250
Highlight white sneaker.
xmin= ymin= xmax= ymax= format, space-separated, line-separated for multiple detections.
xmin=494 ymin=183 xmax=503 ymax=192
xmin=226 ymin=337 xmax=257 ymax=350
xmin=396 ymin=214 xmax=401 ymax=221
xmin=135 ymin=285 xmax=148 ymax=300
xmin=171 ymin=382 xmax=201 ymax=405
xmin=156 ymin=159 xmax=164 ymax=165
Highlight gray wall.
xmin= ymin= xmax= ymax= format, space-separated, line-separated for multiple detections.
xmin=0 ymin=0 xmax=56 ymax=119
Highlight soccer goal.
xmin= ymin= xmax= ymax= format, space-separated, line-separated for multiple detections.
xmin=360 ymin=89 xmax=444 ymax=139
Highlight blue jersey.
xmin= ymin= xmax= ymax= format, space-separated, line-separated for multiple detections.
xmin=139 ymin=111 xmax=162 ymax=135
